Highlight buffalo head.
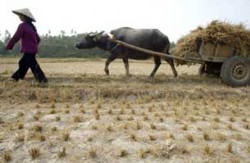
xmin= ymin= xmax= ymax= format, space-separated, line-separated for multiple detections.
xmin=75 ymin=31 xmax=107 ymax=49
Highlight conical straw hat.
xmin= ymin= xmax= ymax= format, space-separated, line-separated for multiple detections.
xmin=12 ymin=8 xmax=36 ymax=22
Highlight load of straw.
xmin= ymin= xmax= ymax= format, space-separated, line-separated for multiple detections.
xmin=173 ymin=20 xmax=250 ymax=64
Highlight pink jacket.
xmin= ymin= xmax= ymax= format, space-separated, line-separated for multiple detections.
xmin=6 ymin=22 xmax=40 ymax=54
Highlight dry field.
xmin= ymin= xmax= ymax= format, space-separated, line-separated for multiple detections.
xmin=0 ymin=58 xmax=249 ymax=163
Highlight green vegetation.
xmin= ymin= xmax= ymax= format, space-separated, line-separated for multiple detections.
xmin=0 ymin=30 xmax=109 ymax=58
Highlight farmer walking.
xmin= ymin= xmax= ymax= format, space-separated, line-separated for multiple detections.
xmin=5 ymin=8 xmax=48 ymax=83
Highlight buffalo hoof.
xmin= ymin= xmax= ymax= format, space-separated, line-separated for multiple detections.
xmin=105 ymin=69 xmax=110 ymax=76
xmin=173 ymin=71 xmax=178 ymax=78
xmin=149 ymin=74 xmax=155 ymax=78
xmin=126 ymin=74 xmax=132 ymax=78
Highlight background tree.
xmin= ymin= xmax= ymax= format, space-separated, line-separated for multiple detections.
xmin=0 ymin=29 xmax=175 ymax=58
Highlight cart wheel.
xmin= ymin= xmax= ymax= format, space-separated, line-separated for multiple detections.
xmin=220 ymin=56 xmax=250 ymax=87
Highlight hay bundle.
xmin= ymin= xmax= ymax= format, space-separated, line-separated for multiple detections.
xmin=173 ymin=20 xmax=250 ymax=64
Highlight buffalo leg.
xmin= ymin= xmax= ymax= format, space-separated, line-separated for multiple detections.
xmin=199 ymin=63 xmax=205 ymax=76
xmin=104 ymin=53 xmax=117 ymax=75
xmin=165 ymin=58 xmax=178 ymax=77
xmin=122 ymin=58 xmax=129 ymax=76
xmin=150 ymin=57 xmax=161 ymax=77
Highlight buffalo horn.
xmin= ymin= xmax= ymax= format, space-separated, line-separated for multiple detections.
xmin=89 ymin=31 xmax=105 ymax=37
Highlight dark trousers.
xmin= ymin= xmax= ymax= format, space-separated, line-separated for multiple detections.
xmin=12 ymin=53 xmax=48 ymax=83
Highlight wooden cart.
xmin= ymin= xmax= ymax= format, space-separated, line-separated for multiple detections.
xmin=193 ymin=42 xmax=250 ymax=87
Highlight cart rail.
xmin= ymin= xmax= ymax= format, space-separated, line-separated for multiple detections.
xmin=108 ymin=38 xmax=204 ymax=64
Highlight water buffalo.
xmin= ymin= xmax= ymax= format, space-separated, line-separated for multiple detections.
xmin=75 ymin=27 xmax=178 ymax=77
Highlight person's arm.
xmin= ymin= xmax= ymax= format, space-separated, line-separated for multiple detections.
xmin=5 ymin=24 xmax=24 ymax=50
xmin=36 ymin=33 xmax=41 ymax=44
